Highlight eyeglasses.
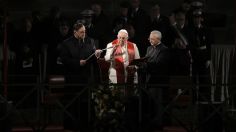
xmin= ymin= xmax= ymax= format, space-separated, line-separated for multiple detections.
xmin=118 ymin=37 xmax=128 ymax=40
xmin=77 ymin=31 xmax=86 ymax=33
xmin=148 ymin=38 xmax=156 ymax=40
xmin=148 ymin=37 xmax=160 ymax=41
xmin=78 ymin=31 xmax=86 ymax=33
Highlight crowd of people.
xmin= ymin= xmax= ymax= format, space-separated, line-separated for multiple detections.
xmin=0 ymin=0 xmax=215 ymax=132
xmin=0 ymin=0 xmax=214 ymax=77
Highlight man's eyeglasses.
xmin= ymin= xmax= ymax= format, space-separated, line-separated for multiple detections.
xmin=78 ymin=31 xmax=86 ymax=33
xmin=118 ymin=37 xmax=128 ymax=40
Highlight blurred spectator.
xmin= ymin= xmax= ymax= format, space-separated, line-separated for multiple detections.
xmin=191 ymin=0 xmax=204 ymax=10
xmin=179 ymin=0 xmax=192 ymax=14
xmin=112 ymin=1 xmax=130 ymax=38
xmin=0 ymin=9 xmax=17 ymax=75
xmin=91 ymin=2 xmax=111 ymax=49
xmin=124 ymin=23 xmax=138 ymax=44
xmin=128 ymin=0 xmax=151 ymax=56
xmin=189 ymin=0 xmax=205 ymax=26
xmin=148 ymin=3 xmax=170 ymax=47
xmin=30 ymin=10 xmax=46 ymax=55
xmin=15 ymin=17 xmax=39 ymax=75
xmin=43 ymin=6 xmax=69 ymax=46
xmin=189 ymin=10 xmax=214 ymax=102
xmin=80 ymin=9 xmax=94 ymax=28
xmin=168 ymin=11 xmax=176 ymax=26
xmin=188 ymin=9 xmax=216 ymax=132
xmin=170 ymin=10 xmax=192 ymax=76
xmin=47 ymin=19 xmax=71 ymax=75
xmin=79 ymin=9 xmax=99 ymax=47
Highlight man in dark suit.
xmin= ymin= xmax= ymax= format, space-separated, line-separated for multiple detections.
xmin=140 ymin=30 xmax=170 ymax=131
xmin=59 ymin=22 xmax=100 ymax=83
xmin=145 ymin=30 xmax=170 ymax=84
xmin=59 ymin=22 xmax=101 ymax=132
xmin=189 ymin=10 xmax=213 ymax=95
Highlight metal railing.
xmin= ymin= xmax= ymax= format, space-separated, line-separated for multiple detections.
xmin=1 ymin=75 xmax=236 ymax=132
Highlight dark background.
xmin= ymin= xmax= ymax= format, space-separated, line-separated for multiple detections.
xmin=1 ymin=0 xmax=234 ymax=44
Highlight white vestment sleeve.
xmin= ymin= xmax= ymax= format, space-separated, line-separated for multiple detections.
xmin=104 ymin=42 xmax=113 ymax=61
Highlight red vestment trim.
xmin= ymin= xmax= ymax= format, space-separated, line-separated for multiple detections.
xmin=112 ymin=39 xmax=135 ymax=83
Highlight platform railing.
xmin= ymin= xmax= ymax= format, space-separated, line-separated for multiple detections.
xmin=0 ymin=75 xmax=236 ymax=132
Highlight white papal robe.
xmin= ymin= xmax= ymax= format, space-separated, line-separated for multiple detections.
xmin=104 ymin=39 xmax=140 ymax=84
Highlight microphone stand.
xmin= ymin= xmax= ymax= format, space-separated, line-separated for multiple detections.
xmin=85 ymin=46 xmax=115 ymax=61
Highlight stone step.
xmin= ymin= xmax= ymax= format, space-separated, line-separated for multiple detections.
xmin=163 ymin=126 xmax=187 ymax=132
xmin=12 ymin=126 xmax=64 ymax=132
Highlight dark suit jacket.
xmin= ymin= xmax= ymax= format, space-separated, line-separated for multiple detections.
xmin=59 ymin=36 xmax=97 ymax=83
xmin=145 ymin=43 xmax=170 ymax=83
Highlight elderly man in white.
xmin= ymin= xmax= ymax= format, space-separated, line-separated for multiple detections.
xmin=104 ymin=29 xmax=140 ymax=84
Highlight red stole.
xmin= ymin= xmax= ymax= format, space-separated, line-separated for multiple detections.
xmin=112 ymin=39 xmax=135 ymax=83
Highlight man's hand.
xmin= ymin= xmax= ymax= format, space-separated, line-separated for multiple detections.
xmin=95 ymin=49 xmax=103 ymax=58
xmin=80 ymin=60 xmax=86 ymax=66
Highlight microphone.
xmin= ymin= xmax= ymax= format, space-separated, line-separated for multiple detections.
xmin=102 ymin=44 xmax=120 ymax=51
xmin=85 ymin=44 xmax=120 ymax=61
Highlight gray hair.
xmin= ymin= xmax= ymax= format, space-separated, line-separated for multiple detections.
xmin=118 ymin=29 xmax=128 ymax=36
xmin=150 ymin=30 xmax=162 ymax=40
xmin=117 ymin=29 xmax=129 ymax=39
